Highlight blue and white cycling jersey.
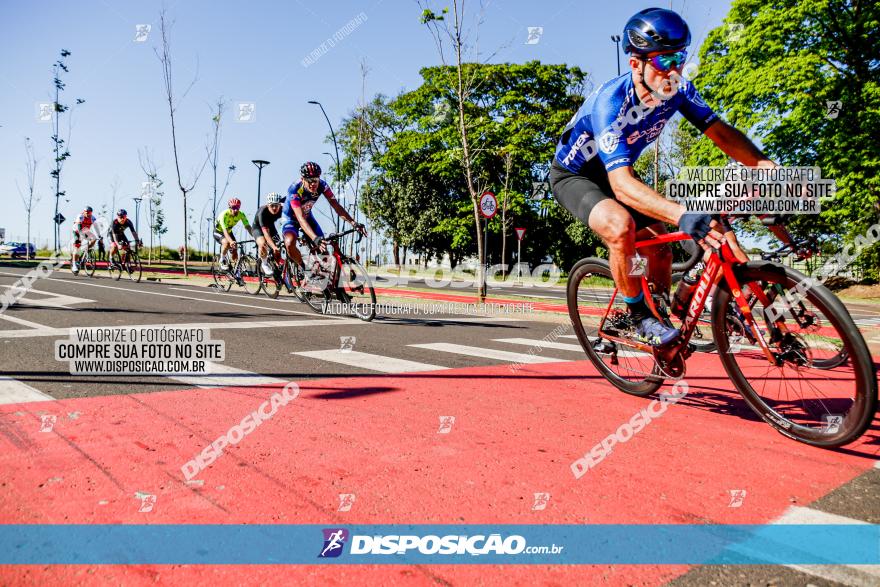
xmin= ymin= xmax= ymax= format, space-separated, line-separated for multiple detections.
xmin=554 ymin=74 xmax=718 ymax=175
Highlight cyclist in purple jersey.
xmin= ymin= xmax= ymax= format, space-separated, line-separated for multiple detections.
xmin=551 ymin=7 xmax=775 ymax=346
xmin=281 ymin=161 xmax=365 ymax=270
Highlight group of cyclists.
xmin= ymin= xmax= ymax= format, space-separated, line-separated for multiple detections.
xmin=71 ymin=207 xmax=141 ymax=274
xmin=213 ymin=161 xmax=365 ymax=280
xmin=69 ymin=161 xmax=365 ymax=283
xmin=66 ymin=6 xmax=778 ymax=346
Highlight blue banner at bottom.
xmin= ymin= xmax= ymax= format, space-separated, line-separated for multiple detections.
xmin=0 ymin=524 xmax=877 ymax=565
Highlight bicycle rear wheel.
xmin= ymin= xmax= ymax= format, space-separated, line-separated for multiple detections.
xmin=712 ymin=262 xmax=876 ymax=447
xmin=567 ymin=258 xmax=664 ymax=397
xmin=336 ymin=257 xmax=376 ymax=321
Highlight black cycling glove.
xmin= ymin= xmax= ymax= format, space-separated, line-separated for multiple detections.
xmin=678 ymin=213 xmax=714 ymax=241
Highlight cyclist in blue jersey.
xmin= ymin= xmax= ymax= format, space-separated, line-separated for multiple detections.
xmin=551 ymin=7 xmax=775 ymax=346
xmin=281 ymin=161 xmax=365 ymax=270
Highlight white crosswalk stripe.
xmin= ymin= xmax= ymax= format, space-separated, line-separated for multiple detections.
xmin=770 ymin=506 xmax=880 ymax=586
xmin=293 ymin=349 xmax=447 ymax=373
xmin=0 ymin=377 xmax=55 ymax=404
xmin=493 ymin=337 xmax=585 ymax=352
xmin=166 ymin=363 xmax=286 ymax=388
xmin=409 ymin=342 xmax=565 ymax=364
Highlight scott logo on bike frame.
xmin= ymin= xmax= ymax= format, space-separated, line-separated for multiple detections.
xmin=683 ymin=255 xmax=719 ymax=331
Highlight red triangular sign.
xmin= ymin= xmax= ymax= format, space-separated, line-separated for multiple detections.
xmin=514 ymin=227 xmax=526 ymax=241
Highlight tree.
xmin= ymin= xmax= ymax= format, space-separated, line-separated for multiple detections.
xmin=49 ymin=49 xmax=84 ymax=252
xmin=155 ymin=10 xmax=209 ymax=275
xmin=138 ymin=148 xmax=163 ymax=264
xmin=419 ymin=1 xmax=496 ymax=299
xmin=206 ymin=98 xmax=226 ymax=241
xmin=16 ymin=138 xmax=39 ymax=260
xmin=337 ymin=61 xmax=589 ymax=271
xmin=691 ymin=0 xmax=880 ymax=280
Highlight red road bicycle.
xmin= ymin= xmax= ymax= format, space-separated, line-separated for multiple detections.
xmin=107 ymin=241 xmax=143 ymax=283
xmin=567 ymin=226 xmax=877 ymax=447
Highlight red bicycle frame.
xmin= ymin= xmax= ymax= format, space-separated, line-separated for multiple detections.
xmin=596 ymin=231 xmax=780 ymax=364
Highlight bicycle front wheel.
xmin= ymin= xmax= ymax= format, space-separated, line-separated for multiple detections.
xmin=211 ymin=259 xmax=233 ymax=292
xmin=238 ymin=255 xmax=261 ymax=295
xmin=125 ymin=253 xmax=142 ymax=283
xmin=713 ymin=262 xmax=877 ymax=447
xmin=83 ymin=252 xmax=97 ymax=277
xmin=336 ymin=258 xmax=376 ymax=321
xmin=567 ymin=258 xmax=664 ymax=397
xmin=108 ymin=256 xmax=122 ymax=281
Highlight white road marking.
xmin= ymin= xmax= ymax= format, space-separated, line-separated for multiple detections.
xmin=293 ymin=349 xmax=446 ymax=373
xmin=0 ymin=377 xmax=55 ymax=405
xmin=166 ymin=363 xmax=286 ymax=388
xmin=493 ymin=337 xmax=585 ymax=352
xmin=0 ymin=285 xmax=94 ymax=308
xmin=409 ymin=342 xmax=564 ymax=364
xmin=767 ymin=506 xmax=880 ymax=586
xmin=0 ymin=318 xmax=360 ymax=339
xmin=0 ymin=273 xmax=329 ymax=318
xmin=0 ymin=312 xmax=50 ymax=330
xmin=379 ymin=315 xmax=523 ymax=323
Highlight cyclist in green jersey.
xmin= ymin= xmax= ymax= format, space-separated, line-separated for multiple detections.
xmin=214 ymin=198 xmax=251 ymax=270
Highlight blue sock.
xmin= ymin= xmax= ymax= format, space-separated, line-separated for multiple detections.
xmin=621 ymin=291 xmax=650 ymax=321
xmin=621 ymin=291 xmax=644 ymax=304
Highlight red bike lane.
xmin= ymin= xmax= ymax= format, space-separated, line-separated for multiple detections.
xmin=1 ymin=355 xmax=877 ymax=585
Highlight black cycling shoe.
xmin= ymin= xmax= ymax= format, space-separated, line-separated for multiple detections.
xmin=634 ymin=316 xmax=680 ymax=346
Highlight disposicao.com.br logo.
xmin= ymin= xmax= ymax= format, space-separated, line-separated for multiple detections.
xmin=318 ymin=529 xmax=563 ymax=558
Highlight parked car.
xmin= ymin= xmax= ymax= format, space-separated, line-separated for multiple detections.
xmin=0 ymin=242 xmax=36 ymax=258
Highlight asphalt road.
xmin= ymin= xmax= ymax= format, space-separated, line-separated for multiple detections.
xmin=1 ymin=264 xmax=878 ymax=586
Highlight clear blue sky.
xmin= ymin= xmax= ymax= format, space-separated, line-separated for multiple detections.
xmin=0 ymin=0 xmax=733 ymax=248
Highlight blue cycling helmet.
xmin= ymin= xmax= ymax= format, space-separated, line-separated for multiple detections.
xmin=622 ymin=8 xmax=691 ymax=55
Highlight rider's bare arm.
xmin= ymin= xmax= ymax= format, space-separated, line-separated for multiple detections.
xmin=703 ymin=121 xmax=775 ymax=168
xmin=325 ymin=193 xmax=355 ymax=225
xmin=608 ymin=166 xmax=686 ymax=225
xmin=262 ymin=227 xmax=278 ymax=250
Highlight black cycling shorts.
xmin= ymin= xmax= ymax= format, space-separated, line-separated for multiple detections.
xmin=212 ymin=230 xmax=230 ymax=244
xmin=550 ymin=159 xmax=659 ymax=231
xmin=251 ymin=225 xmax=278 ymax=243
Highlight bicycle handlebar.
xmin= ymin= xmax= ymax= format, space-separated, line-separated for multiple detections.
xmin=324 ymin=226 xmax=364 ymax=244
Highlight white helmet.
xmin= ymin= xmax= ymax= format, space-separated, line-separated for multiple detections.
xmin=266 ymin=192 xmax=284 ymax=204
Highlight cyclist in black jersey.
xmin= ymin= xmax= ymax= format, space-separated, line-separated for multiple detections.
xmin=252 ymin=192 xmax=285 ymax=275
xmin=109 ymin=209 xmax=141 ymax=258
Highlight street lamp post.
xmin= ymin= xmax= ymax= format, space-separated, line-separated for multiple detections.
xmin=132 ymin=197 xmax=143 ymax=234
xmin=308 ymin=100 xmax=342 ymax=233
xmin=611 ymin=35 xmax=622 ymax=76
xmin=252 ymin=160 xmax=270 ymax=210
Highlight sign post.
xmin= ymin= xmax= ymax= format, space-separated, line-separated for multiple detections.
xmin=514 ymin=227 xmax=526 ymax=284
xmin=479 ymin=191 xmax=498 ymax=300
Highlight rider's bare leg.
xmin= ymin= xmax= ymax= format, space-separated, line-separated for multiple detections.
xmin=634 ymin=223 xmax=672 ymax=296
xmin=284 ymin=233 xmax=304 ymax=268
xmin=220 ymin=238 xmax=231 ymax=263
xmin=229 ymin=237 xmax=239 ymax=263
xmin=588 ymin=199 xmax=639 ymax=298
